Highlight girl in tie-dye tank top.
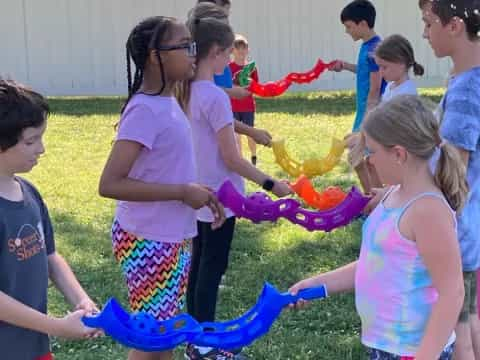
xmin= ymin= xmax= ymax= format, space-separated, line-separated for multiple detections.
xmin=290 ymin=95 xmax=468 ymax=359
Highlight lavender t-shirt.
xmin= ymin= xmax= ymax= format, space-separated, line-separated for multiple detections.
xmin=115 ymin=94 xmax=197 ymax=242
xmin=189 ymin=81 xmax=245 ymax=222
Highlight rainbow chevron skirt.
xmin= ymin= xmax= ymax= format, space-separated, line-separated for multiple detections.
xmin=111 ymin=220 xmax=191 ymax=321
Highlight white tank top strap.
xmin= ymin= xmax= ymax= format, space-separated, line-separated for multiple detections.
xmin=380 ymin=185 xmax=399 ymax=203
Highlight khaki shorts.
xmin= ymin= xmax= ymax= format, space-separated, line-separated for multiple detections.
xmin=459 ymin=271 xmax=478 ymax=322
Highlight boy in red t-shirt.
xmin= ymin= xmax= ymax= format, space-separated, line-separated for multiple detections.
xmin=229 ymin=34 xmax=259 ymax=165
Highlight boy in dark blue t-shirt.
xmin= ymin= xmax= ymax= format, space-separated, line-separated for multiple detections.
xmin=331 ymin=0 xmax=386 ymax=193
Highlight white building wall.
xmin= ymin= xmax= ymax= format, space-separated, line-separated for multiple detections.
xmin=0 ymin=0 xmax=450 ymax=96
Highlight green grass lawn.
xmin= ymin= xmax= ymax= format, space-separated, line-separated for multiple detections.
xmin=26 ymin=89 xmax=444 ymax=360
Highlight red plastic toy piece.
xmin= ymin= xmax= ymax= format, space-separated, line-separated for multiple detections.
xmin=247 ymin=59 xmax=338 ymax=97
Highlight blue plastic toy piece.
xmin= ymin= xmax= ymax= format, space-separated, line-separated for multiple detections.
xmin=82 ymin=282 xmax=326 ymax=352
xmin=82 ymin=298 xmax=201 ymax=352
xmin=191 ymin=282 xmax=326 ymax=349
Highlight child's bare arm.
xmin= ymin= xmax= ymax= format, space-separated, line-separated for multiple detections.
xmin=224 ymin=86 xmax=251 ymax=99
xmin=411 ymin=198 xmax=464 ymax=359
xmin=234 ymin=120 xmax=272 ymax=146
xmin=0 ymin=291 xmax=96 ymax=339
xmin=363 ymin=187 xmax=388 ymax=213
xmin=342 ymin=62 xmax=357 ymax=73
xmin=99 ymin=140 xmax=185 ymax=201
xmin=330 ymin=61 xmax=357 ymax=73
xmin=217 ymin=124 xmax=291 ymax=197
xmin=366 ymin=71 xmax=382 ymax=111
xmin=99 ymin=140 xmax=225 ymax=225
xmin=48 ymin=253 xmax=97 ymax=312
xmin=289 ymin=261 xmax=357 ymax=296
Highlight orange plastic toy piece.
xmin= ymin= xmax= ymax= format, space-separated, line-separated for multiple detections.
xmin=290 ymin=175 xmax=348 ymax=210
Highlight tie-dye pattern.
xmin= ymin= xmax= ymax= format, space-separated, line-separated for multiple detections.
xmin=355 ymin=189 xmax=456 ymax=356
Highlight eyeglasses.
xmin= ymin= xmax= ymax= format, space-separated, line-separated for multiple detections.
xmin=157 ymin=42 xmax=197 ymax=57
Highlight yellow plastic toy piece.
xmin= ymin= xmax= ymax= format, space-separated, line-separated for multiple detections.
xmin=271 ymin=138 xmax=345 ymax=178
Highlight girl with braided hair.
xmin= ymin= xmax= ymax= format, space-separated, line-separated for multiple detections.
xmin=99 ymin=16 xmax=226 ymax=360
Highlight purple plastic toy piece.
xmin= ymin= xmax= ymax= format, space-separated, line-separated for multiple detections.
xmin=217 ymin=180 xmax=370 ymax=232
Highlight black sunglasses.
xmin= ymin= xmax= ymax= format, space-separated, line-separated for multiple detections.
xmin=157 ymin=42 xmax=197 ymax=57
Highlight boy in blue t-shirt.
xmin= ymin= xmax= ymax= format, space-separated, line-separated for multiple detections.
xmin=419 ymin=1 xmax=480 ymax=358
xmin=331 ymin=0 xmax=386 ymax=193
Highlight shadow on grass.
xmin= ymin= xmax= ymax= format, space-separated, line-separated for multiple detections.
xmin=48 ymin=97 xmax=124 ymax=117
xmin=46 ymin=90 xmax=445 ymax=121
xmin=256 ymin=91 xmax=356 ymax=116
xmin=49 ymin=210 xmax=126 ymax=304
xmin=257 ymin=90 xmax=445 ymax=117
